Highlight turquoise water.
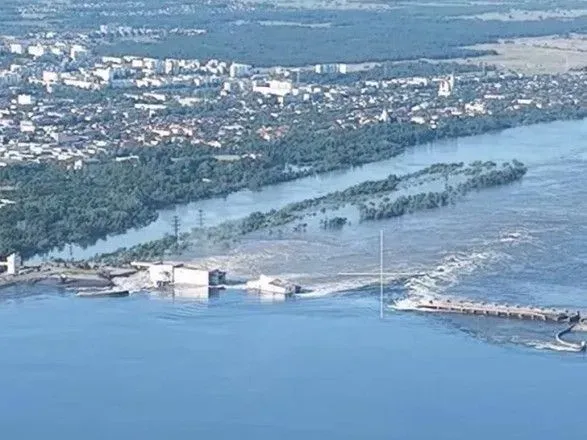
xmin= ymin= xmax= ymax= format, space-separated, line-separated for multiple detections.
xmin=5 ymin=119 xmax=587 ymax=438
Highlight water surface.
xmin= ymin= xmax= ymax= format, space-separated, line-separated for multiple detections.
xmin=0 ymin=288 xmax=585 ymax=439
xmin=5 ymin=119 xmax=587 ymax=438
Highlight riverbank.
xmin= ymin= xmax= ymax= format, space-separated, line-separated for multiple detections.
xmin=4 ymin=113 xmax=587 ymax=356
xmin=0 ymin=263 xmax=137 ymax=290
xmin=90 ymin=160 xmax=527 ymax=265
xmin=12 ymin=105 xmax=587 ymax=261
xmin=65 ymin=114 xmax=587 ymax=325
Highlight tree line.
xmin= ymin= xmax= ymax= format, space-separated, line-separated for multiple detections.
xmin=91 ymin=160 xmax=522 ymax=264
xmin=0 ymin=102 xmax=579 ymax=259
xmin=359 ymin=161 xmax=527 ymax=221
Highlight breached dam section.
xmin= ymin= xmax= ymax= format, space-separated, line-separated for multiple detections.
xmin=408 ymin=298 xmax=580 ymax=323
xmin=393 ymin=297 xmax=587 ymax=351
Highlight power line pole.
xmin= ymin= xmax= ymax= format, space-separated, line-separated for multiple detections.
xmin=198 ymin=209 xmax=204 ymax=228
xmin=173 ymin=215 xmax=180 ymax=252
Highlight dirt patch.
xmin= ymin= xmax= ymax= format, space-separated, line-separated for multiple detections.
xmin=455 ymin=34 xmax=587 ymax=74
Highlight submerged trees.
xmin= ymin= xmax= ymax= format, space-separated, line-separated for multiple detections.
xmin=359 ymin=161 xmax=527 ymax=221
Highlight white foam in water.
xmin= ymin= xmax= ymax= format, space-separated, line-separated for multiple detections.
xmin=526 ymin=340 xmax=583 ymax=353
xmin=189 ymin=229 xmax=534 ymax=303
xmin=296 ymin=273 xmax=407 ymax=298
xmin=498 ymin=228 xmax=534 ymax=244
xmin=391 ymin=296 xmax=423 ymax=311
xmin=393 ymin=228 xmax=535 ymax=309
xmin=402 ymin=250 xmax=501 ymax=300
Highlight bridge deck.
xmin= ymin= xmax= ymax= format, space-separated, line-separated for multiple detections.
xmin=416 ymin=299 xmax=581 ymax=323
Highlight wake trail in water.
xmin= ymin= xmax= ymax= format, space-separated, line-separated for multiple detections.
xmin=527 ymin=340 xmax=583 ymax=353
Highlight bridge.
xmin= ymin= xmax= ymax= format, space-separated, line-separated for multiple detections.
xmin=402 ymin=298 xmax=586 ymax=352
xmin=413 ymin=298 xmax=581 ymax=323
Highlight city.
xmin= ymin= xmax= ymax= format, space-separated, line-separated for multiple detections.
xmin=0 ymin=27 xmax=586 ymax=169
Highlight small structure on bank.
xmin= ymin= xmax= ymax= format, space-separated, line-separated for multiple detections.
xmin=246 ymin=275 xmax=301 ymax=296
xmin=0 ymin=253 xmax=21 ymax=275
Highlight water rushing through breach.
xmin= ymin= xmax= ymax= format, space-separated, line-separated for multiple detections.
xmin=4 ymin=119 xmax=587 ymax=439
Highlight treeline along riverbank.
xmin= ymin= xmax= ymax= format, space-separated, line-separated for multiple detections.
xmin=92 ymin=160 xmax=526 ymax=265
xmin=0 ymin=105 xmax=581 ymax=259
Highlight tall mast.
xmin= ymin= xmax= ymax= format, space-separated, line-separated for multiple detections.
xmin=380 ymin=229 xmax=384 ymax=319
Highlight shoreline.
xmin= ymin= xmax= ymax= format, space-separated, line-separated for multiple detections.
xmin=0 ymin=263 xmax=137 ymax=291
xmin=30 ymin=110 xmax=587 ymax=262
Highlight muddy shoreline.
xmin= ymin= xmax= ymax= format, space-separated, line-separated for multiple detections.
xmin=0 ymin=263 xmax=137 ymax=291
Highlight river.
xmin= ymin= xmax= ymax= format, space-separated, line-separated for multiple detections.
xmin=3 ymin=119 xmax=587 ymax=438
xmin=44 ymin=118 xmax=587 ymax=261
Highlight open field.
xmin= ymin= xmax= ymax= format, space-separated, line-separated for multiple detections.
xmin=456 ymin=34 xmax=587 ymax=74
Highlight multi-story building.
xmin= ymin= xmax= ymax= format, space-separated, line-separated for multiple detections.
xmin=229 ymin=63 xmax=253 ymax=78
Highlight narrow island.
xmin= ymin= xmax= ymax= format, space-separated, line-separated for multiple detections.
xmin=89 ymin=160 xmax=527 ymax=265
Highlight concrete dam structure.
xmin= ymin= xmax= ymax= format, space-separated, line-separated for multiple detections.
xmin=402 ymin=298 xmax=586 ymax=352
xmin=414 ymin=299 xmax=581 ymax=323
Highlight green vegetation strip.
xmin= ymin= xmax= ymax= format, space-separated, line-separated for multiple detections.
xmin=0 ymin=101 xmax=575 ymax=259
xmin=359 ymin=160 xmax=527 ymax=220
xmin=92 ymin=160 xmax=526 ymax=265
